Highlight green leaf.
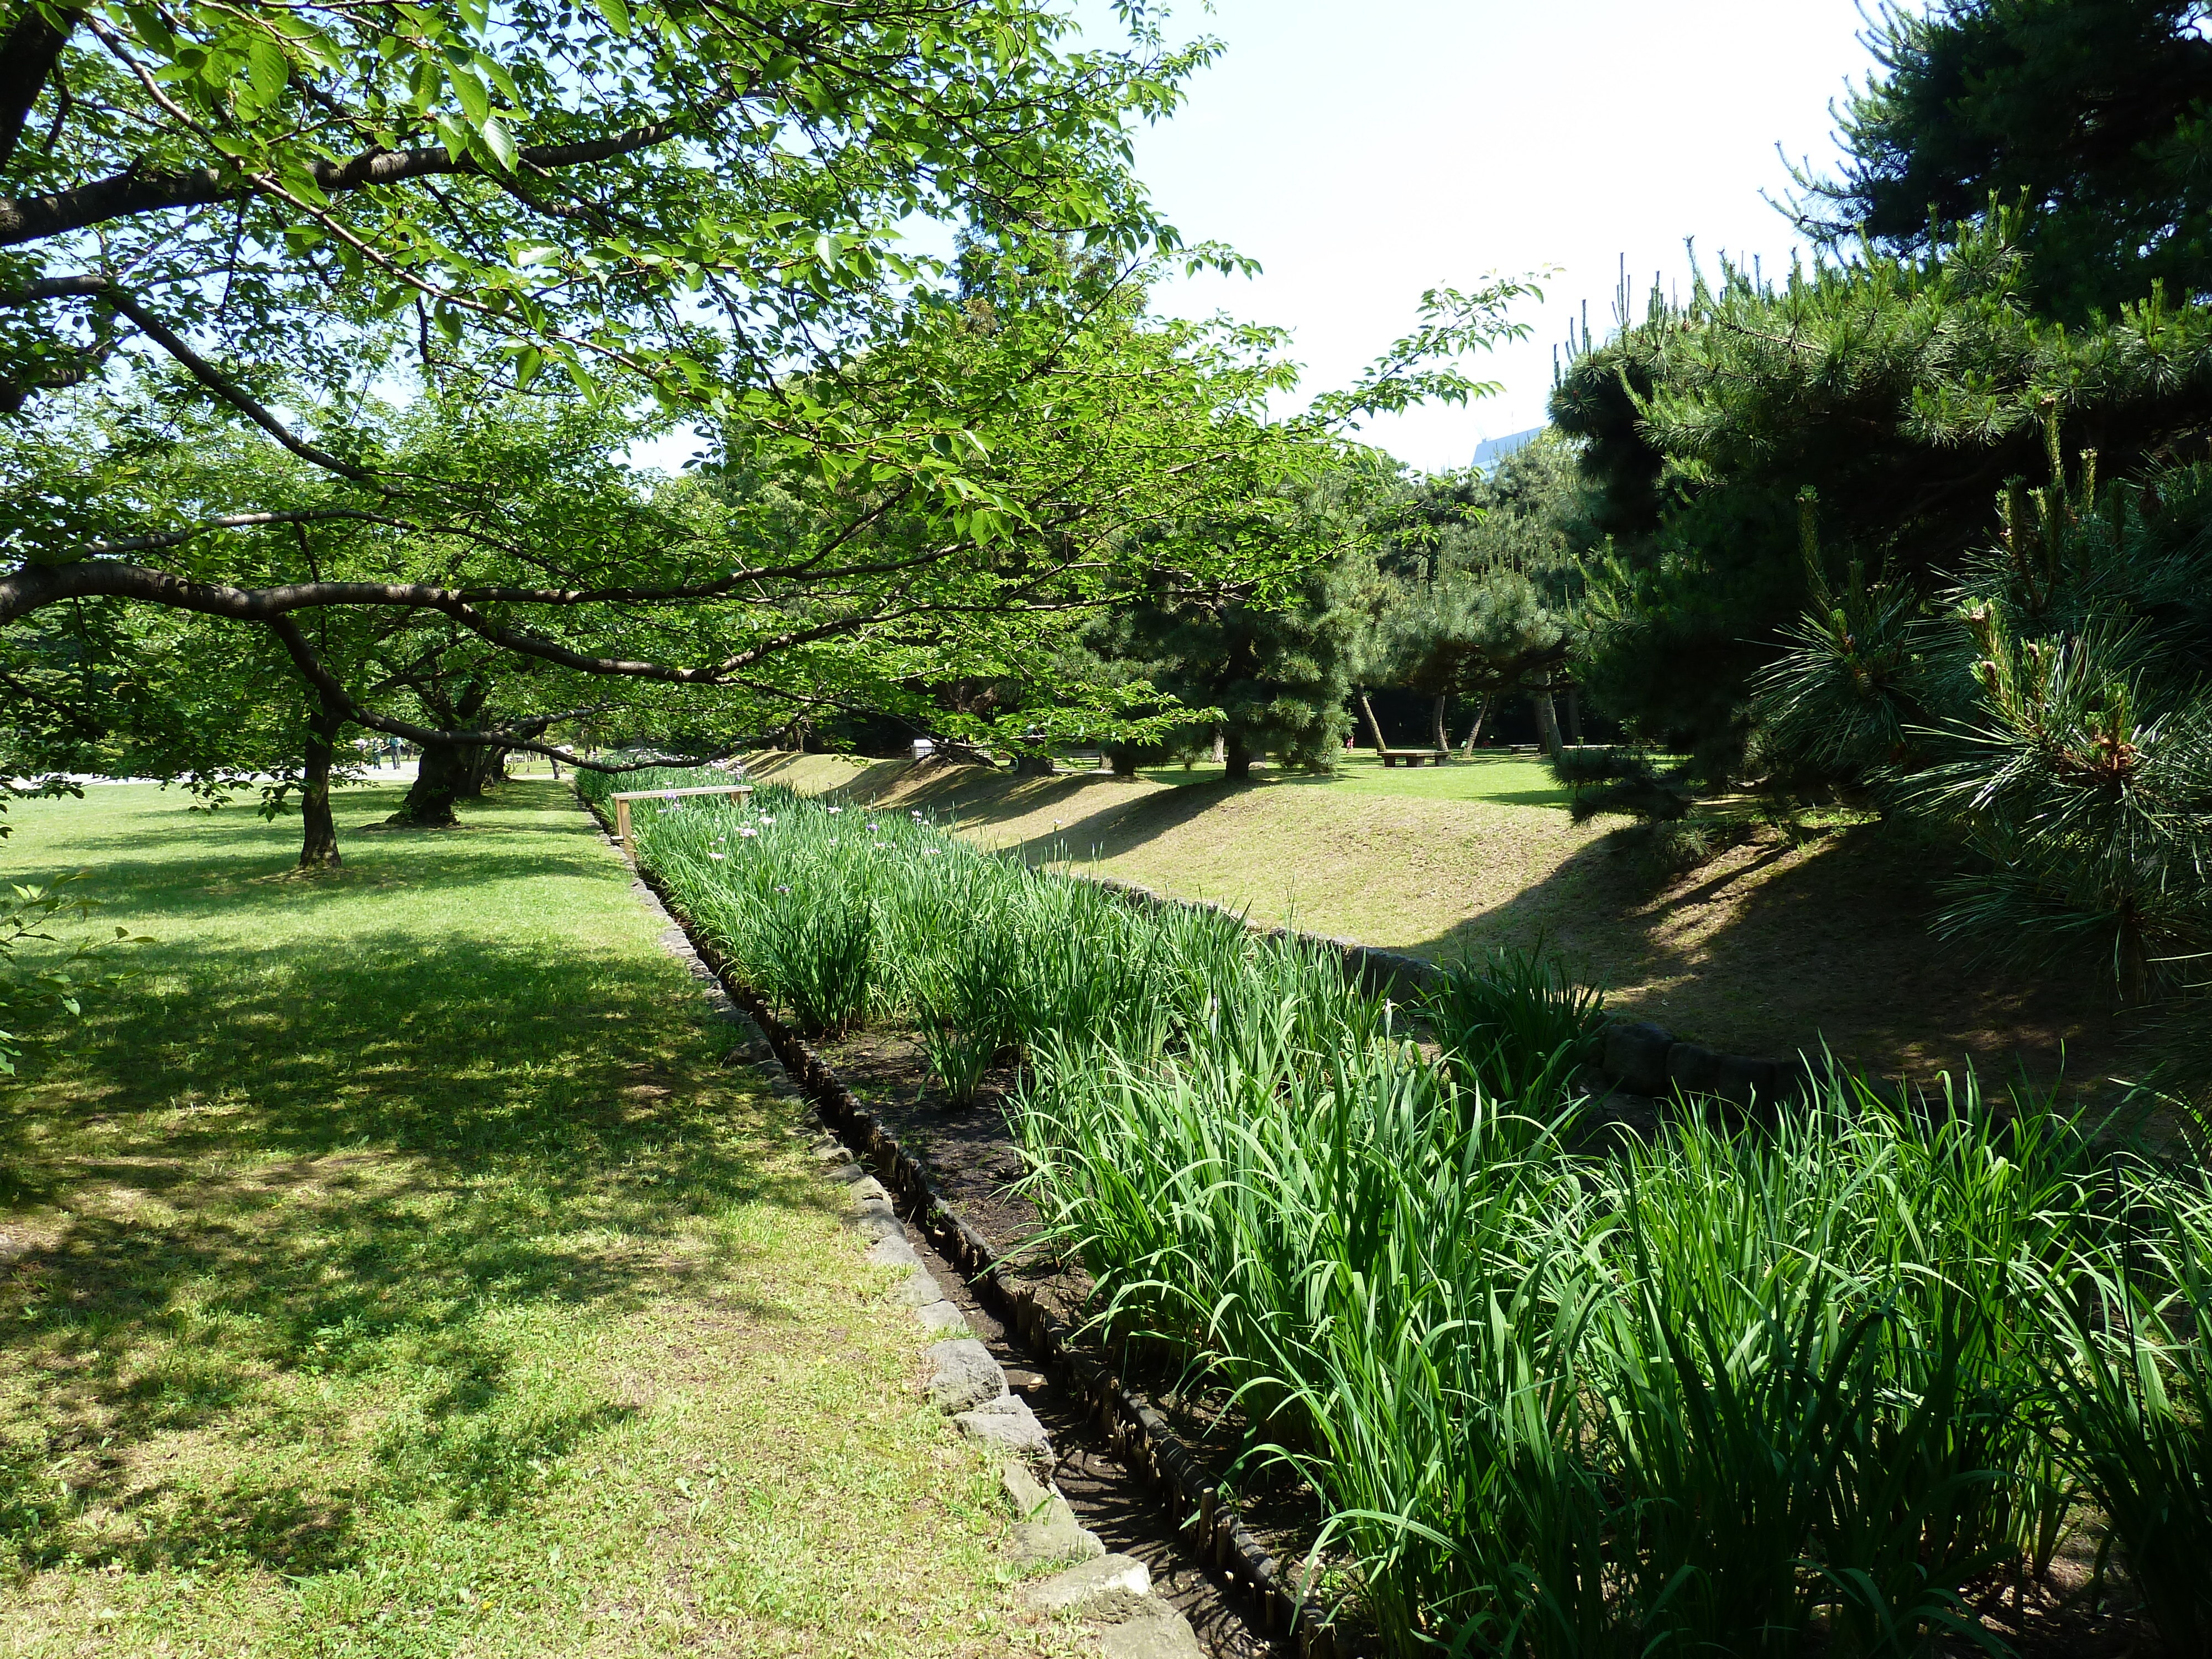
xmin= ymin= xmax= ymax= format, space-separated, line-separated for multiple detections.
xmin=409 ymin=58 xmax=442 ymax=114
xmin=513 ymin=344 xmax=544 ymax=390
xmin=244 ymin=36 xmax=289 ymax=103
xmin=434 ymin=113 xmax=472 ymax=164
xmin=450 ymin=65 xmax=491 ymax=128
xmin=592 ymin=0 xmax=633 ymax=36
xmin=477 ymin=55 xmax=523 ymax=106
xmin=479 ymin=114 xmax=517 ymax=172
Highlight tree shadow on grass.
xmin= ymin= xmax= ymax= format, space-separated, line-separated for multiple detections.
xmin=12 ymin=794 xmax=614 ymax=931
xmin=883 ymin=774 xmax=1267 ymax=869
xmin=0 ymin=919 xmax=829 ymax=1575
xmin=1403 ymin=822 xmax=2110 ymax=1085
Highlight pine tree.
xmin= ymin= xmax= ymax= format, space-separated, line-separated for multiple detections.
xmin=1343 ymin=441 xmax=1586 ymax=753
xmin=1792 ymin=0 xmax=2212 ymax=322
xmin=1552 ymin=215 xmax=2212 ymax=770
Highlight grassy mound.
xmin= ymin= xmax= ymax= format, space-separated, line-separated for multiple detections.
xmin=733 ymin=750 xmax=2114 ymax=1086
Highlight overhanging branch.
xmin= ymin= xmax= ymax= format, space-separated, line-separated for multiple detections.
xmin=0 ymin=121 xmax=690 ymax=247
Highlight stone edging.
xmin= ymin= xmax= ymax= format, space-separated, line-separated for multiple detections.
xmin=582 ymin=793 xmax=1224 ymax=1659
xmin=719 ymin=982 xmax=1332 ymax=1658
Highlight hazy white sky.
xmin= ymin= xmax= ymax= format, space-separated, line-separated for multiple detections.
xmin=632 ymin=1 xmax=1883 ymax=476
xmin=1087 ymin=0 xmax=1881 ymax=471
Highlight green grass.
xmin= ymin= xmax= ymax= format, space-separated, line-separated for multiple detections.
xmin=606 ymin=774 xmax=2212 ymax=1655
xmin=744 ymin=749 xmax=2113 ymax=1086
xmin=1130 ymin=750 xmax=1571 ymax=807
xmin=0 ymin=781 xmax=1065 ymax=1658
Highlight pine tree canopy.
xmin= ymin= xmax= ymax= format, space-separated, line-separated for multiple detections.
xmin=1343 ymin=442 xmax=1584 ymax=709
xmin=1793 ymin=0 xmax=2212 ymax=321
xmin=1551 ymin=214 xmax=2212 ymax=757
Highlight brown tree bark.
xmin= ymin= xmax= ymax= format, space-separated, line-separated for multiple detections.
xmin=390 ymin=742 xmax=467 ymax=827
xmin=1223 ymin=734 xmax=1255 ymax=782
xmin=1460 ymin=695 xmax=1493 ymax=757
xmin=1357 ymin=692 xmax=1389 ymax=753
xmin=297 ymin=696 xmax=346 ymax=870
xmin=388 ymin=677 xmax=491 ymax=823
xmin=1430 ymin=693 xmax=1449 ymax=752
xmin=458 ymin=743 xmax=508 ymax=797
xmin=1531 ymin=687 xmax=1564 ymax=759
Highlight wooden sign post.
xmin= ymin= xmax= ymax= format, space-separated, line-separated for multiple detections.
xmin=610 ymin=783 xmax=753 ymax=861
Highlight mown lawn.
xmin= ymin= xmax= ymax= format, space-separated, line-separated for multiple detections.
xmin=1130 ymin=750 xmax=1571 ymax=807
xmin=0 ymin=781 xmax=1057 ymax=1658
xmin=745 ymin=750 xmax=2109 ymax=1085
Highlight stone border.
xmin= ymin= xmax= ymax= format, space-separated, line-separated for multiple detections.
xmin=714 ymin=982 xmax=1334 ymax=1658
xmin=583 ymin=794 xmax=1219 ymax=1659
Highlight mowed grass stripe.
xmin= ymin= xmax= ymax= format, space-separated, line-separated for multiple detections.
xmin=0 ymin=781 xmax=1051 ymax=1658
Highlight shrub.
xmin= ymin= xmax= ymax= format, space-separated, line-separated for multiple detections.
xmin=1423 ymin=944 xmax=1605 ymax=1114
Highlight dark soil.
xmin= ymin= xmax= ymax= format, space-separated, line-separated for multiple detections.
xmin=813 ymin=1024 xmax=1338 ymax=1655
xmin=807 ymin=1023 xmax=2162 ymax=1659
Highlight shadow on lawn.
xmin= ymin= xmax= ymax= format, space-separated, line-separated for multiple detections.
xmin=1405 ymin=822 xmax=2108 ymax=1084
xmin=14 ymin=789 xmax=611 ymax=930
xmin=0 ymin=911 xmax=825 ymax=1575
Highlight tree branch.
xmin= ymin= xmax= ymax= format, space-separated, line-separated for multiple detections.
xmin=264 ymin=614 xmax=760 ymax=774
xmin=0 ymin=271 xmax=105 ymax=307
xmin=0 ymin=4 xmax=78 ymax=178
xmin=96 ymin=283 xmax=381 ymax=485
xmin=1 ymin=122 xmax=688 ymax=247
xmin=82 ymin=508 xmax=399 ymax=558
xmin=1 ymin=550 xmax=1104 ymax=684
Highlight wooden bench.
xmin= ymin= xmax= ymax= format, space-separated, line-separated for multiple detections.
xmin=1378 ymin=748 xmax=1451 ymax=768
xmin=611 ymin=782 xmax=753 ymax=859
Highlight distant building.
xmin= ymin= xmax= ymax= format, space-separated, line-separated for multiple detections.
xmin=1471 ymin=426 xmax=1543 ymax=473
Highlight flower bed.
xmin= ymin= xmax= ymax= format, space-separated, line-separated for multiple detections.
xmin=582 ymin=767 xmax=2209 ymax=1656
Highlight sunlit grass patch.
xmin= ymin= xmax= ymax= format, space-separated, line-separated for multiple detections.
xmin=0 ymin=781 xmax=1052 ymax=1658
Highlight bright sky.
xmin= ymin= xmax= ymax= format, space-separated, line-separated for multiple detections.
xmin=1086 ymin=0 xmax=1880 ymax=472
xmin=632 ymin=1 xmax=1881 ymax=477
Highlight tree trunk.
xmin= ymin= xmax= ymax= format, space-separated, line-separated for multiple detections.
xmin=298 ymin=698 xmax=345 ymax=870
xmin=1430 ymin=693 xmax=1449 ymax=753
xmin=1565 ymin=686 xmax=1584 ymax=745
xmin=1223 ymin=735 xmax=1255 ymax=782
xmin=1531 ymin=690 xmax=1566 ymax=761
xmin=460 ymin=748 xmax=507 ymax=801
xmin=1461 ymin=696 xmax=1492 ymax=757
xmin=452 ymin=742 xmax=509 ymax=798
xmin=1211 ymin=728 xmax=1227 ymax=765
xmin=1531 ymin=688 xmax=1564 ymax=760
xmin=1357 ymin=692 xmax=1388 ymax=753
xmin=389 ymin=743 xmax=466 ymax=827
xmin=1109 ymin=748 xmax=1140 ymax=778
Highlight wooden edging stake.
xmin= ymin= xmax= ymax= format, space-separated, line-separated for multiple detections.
xmin=607 ymin=782 xmax=752 ymax=862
